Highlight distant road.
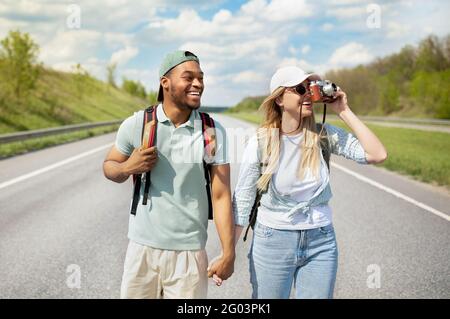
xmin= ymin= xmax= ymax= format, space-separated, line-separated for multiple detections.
xmin=361 ymin=120 xmax=450 ymax=133
xmin=0 ymin=114 xmax=449 ymax=298
xmin=324 ymin=115 xmax=450 ymax=133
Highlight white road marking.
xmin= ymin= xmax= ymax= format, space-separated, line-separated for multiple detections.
xmin=331 ymin=162 xmax=450 ymax=222
xmin=0 ymin=143 xmax=113 ymax=190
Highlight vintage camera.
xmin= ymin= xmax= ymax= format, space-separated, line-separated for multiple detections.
xmin=309 ymin=80 xmax=338 ymax=103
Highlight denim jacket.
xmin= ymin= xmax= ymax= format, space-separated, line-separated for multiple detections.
xmin=233 ymin=123 xmax=368 ymax=227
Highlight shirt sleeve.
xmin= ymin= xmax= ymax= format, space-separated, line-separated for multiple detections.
xmin=232 ymin=135 xmax=261 ymax=227
xmin=324 ymin=123 xmax=368 ymax=164
xmin=211 ymin=119 xmax=229 ymax=166
xmin=115 ymin=113 xmax=138 ymax=157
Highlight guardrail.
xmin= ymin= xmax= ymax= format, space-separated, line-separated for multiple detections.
xmin=0 ymin=120 xmax=122 ymax=144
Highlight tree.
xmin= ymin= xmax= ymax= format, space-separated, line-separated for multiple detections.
xmin=106 ymin=62 xmax=117 ymax=88
xmin=0 ymin=30 xmax=40 ymax=102
xmin=444 ymin=34 xmax=450 ymax=65
xmin=415 ymin=35 xmax=448 ymax=72
xmin=72 ymin=63 xmax=89 ymax=97
xmin=122 ymin=77 xmax=147 ymax=99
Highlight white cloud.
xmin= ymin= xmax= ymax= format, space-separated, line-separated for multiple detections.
xmin=0 ymin=0 xmax=66 ymax=18
xmin=0 ymin=18 xmax=28 ymax=39
xmin=240 ymin=0 xmax=267 ymax=16
xmin=40 ymin=30 xmax=102 ymax=63
xmin=146 ymin=8 xmax=265 ymax=42
xmin=424 ymin=26 xmax=433 ymax=34
xmin=264 ymin=0 xmax=313 ymax=21
xmin=330 ymin=0 xmax=368 ymax=5
xmin=386 ymin=22 xmax=410 ymax=38
xmin=301 ymin=45 xmax=310 ymax=54
xmin=232 ymin=70 xmax=265 ymax=84
xmin=240 ymin=0 xmax=313 ymax=22
xmin=38 ymin=29 xmax=136 ymax=81
xmin=326 ymin=5 xmax=366 ymax=19
xmin=110 ymin=46 xmax=139 ymax=66
xmin=321 ymin=23 xmax=334 ymax=31
xmin=212 ymin=9 xmax=232 ymax=23
xmin=179 ymin=36 xmax=280 ymax=62
xmin=289 ymin=46 xmax=298 ymax=55
xmin=329 ymin=42 xmax=373 ymax=67
xmin=277 ymin=57 xmax=328 ymax=75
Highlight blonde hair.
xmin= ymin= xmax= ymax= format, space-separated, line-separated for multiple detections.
xmin=256 ymin=87 xmax=326 ymax=192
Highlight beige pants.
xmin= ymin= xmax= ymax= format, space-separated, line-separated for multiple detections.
xmin=120 ymin=241 xmax=208 ymax=299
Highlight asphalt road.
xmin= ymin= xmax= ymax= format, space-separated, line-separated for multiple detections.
xmin=0 ymin=114 xmax=449 ymax=299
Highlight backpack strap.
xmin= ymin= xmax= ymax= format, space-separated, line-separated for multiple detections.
xmin=130 ymin=105 xmax=157 ymax=215
xmin=316 ymin=123 xmax=331 ymax=171
xmin=243 ymin=135 xmax=263 ymax=242
xmin=243 ymin=180 xmax=262 ymax=242
xmin=142 ymin=106 xmax=157 ymax=205
xmin=199 ymin=112 xmax=216 ymax=220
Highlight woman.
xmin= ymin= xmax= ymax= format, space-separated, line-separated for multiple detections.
xmin=229 ymin=66 xmax=387 ymax=299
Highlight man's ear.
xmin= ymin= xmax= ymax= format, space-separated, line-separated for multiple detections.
xmin=161 ymin=76 xmax=170 ymax=90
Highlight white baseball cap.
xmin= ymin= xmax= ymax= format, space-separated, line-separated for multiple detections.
xmin=269 ymin=66 xmax=321 ymax=94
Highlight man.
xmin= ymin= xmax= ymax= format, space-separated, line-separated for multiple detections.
xmin=103 ymin=50 xmax=235 ymax=299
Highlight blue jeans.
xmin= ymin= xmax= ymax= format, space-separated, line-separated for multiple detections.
xmin=249 ymin=221 xmax=338 ymax=299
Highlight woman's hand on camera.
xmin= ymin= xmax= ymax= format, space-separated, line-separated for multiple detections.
xmin=327 ymin=88 xmax=350 ymax=116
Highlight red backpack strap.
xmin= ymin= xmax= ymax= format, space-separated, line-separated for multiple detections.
xmin=130 ymin=105 xmax=158 ymax=215
xmin=199 ymin=112 xmax=216 ymax=220
xmin=142 ymin=105 xmax=157 ymax=205
xmin=200 ymin=112 xmax=216 ymax=162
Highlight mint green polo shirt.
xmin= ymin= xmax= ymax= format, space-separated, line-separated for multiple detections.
xmin=115 ymin=104 xmax=228 ymax=250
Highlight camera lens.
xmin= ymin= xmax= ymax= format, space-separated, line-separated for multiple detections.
xmin=322 ymin=81 xmax=337 ymax=96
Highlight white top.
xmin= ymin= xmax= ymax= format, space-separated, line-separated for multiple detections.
xmin=257 ymin=133 xmax=332 ymax=229
xmin=234 ymin=123 xmax=369 ymax=229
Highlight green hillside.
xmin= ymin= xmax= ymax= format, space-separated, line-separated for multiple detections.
xmin=0 ymin=30 xmax=152 ymax=135
xmin=0 ymin=66 xmax=146 ymax=134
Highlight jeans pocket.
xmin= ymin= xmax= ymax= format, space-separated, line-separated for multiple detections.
xmin=253 ymin=222 xmax=274 ymax=238
xmin=318 ymin=223 xmax=334 ymax=235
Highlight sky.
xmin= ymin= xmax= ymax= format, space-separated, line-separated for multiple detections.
xmin=0 ymin=0 xmax=449 ymax=106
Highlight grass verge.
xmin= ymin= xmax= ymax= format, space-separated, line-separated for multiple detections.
xmin=0 ymin=124 xmax=119 ymax=159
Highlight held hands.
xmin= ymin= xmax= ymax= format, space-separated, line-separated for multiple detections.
xmin=124 ymin=146 xmax=158 ymax=175
xmin=207 ymin=253 xmax=235 ymax=286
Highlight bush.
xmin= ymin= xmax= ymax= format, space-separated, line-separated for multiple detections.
xmin=0 ymin=30 xmax=40 ymax=103
xmin=122 ymin=77 xmax=147 ymax=99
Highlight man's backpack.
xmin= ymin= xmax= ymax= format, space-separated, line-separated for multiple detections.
xmin=130 ymin=105 xmax=216 ymax=220
xmin=242 ymin=123 xmax=331 ymax=241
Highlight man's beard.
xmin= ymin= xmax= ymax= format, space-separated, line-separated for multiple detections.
xmin=170 ymin=89 xmax=201 ymax=110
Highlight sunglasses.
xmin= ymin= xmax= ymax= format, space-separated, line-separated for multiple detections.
xmin=292 ymin=83 xmax=308 ymax=95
